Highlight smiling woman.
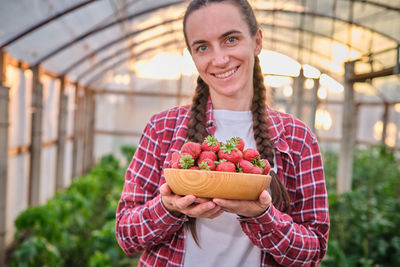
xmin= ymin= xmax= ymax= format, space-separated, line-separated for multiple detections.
xmin=115 ymin=1 xmax=330 ymax=266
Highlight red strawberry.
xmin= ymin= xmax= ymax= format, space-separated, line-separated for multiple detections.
xmin=250 ymin=166 xmax=263 ymax=174
xmin=170 ymin=152 xmax=180 ymax=165
xmin=201 ymin=136 xmax=220 ymax=152
xmin=197 ymin=151 xmax=217 ymax=165
xmin=198 ymin=158 xmax=216 ymax=171
xmin=179 ymin=153 xmax=194 ymax=169
xmin=189 ymin=166 xmax=201 ymax=170
xmin=260 ymin=159 xmax=271 ymax=175
xmin=243 ymin=148 xmax=260 ymax=162
xmin=237 ymin=159 xmax=254 ymax=173
xmin=181 ymin=141 xmax=201 ymax=159
xmin=218 ymin=142 xmax=243 ymax=163
xmin=216 ymin=161 xmax=236 ymax=172
xmin=171 ymin=161 xmax=181 ymax=169
xmin=230 ymin=137 xmax=245 ymax=152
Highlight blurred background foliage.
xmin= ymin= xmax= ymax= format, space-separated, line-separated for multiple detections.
xmin=7 ymin=146 xmax=400 ymax=266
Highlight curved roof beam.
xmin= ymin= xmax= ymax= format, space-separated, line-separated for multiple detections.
xmin=76 ymin=29 xmax=181 ymax=81
xmin=256 ymin=9 xmax=398 ymax=43
xmin=64 ymin=18 xmax=360 ymax=77
xmin=81 ymin=27 xmax=341 ymax=87
xmin=352 ymin=0 xmax=400 ymax=12
xmin=84 ymin=33 xmax=334 ymax=89
xmin=85 ymin=39 xmax=183 ymax=87
xmin=0 ymin=0 xmax=98 ymax=49
xmin=33 ymin=0 xmax=185 ymax=65
xmin=62 ymin=17 xmax=182 ymax=74
xmin=260 ymin=24 xmax=365 ymax=54
xmin=63 ymin=5 xmax=397 ymax=76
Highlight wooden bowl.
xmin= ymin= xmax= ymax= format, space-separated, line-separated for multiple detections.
xmin=163 ymin=168 xmax=271 ymax=200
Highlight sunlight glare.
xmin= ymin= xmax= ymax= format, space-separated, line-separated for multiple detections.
xmin=317 ymin=87 xmax=328 ymax=99
xmin=259 ymin=50 xmax=301 ymax=77
xmin=315 ymin=109 xmax=332 ymax=130
xmin=303 ymin=64 xmax=321 ymax=79
xmin=320 ymin=74 xmax=344 ymax=93
xmin=265 ymin=75 xmax=292 ymax=88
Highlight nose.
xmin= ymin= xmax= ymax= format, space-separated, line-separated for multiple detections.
xmin=211 ymin=51 xmax=229 ymax=67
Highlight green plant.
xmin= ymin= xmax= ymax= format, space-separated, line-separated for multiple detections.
xmin=322 ymin=146 xmax=400 ymax=267
xmin=10 ymin=147 xmax=141 ymax=267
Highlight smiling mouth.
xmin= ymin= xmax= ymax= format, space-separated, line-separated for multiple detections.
xmin=213 ymin=66 xmax=239 ymax=79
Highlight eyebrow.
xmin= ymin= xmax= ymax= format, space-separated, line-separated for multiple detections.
xmin=190 ymin=30 xmax=242 ymax=48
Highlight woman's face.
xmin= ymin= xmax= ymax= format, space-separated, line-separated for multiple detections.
xmin=185 ymin=2 xmax=262 ymax=110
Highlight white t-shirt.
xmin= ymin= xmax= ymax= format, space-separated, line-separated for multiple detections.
xmin=183 ymin=109 xmax=262 ymax=267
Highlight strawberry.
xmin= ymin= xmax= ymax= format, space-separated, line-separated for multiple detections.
xmin=171 ymin=161 xmax=181 ymax=169
xmin=230 ymin=137 xmax=245 ymax=152
xmin=237 ymin=159 xmax=254 ymax=173
xmin=216 ymin=160 xmax=236 ymax=172
xmin=198 ymin=158 xmax=216 ymax=171
xmin=181 ymin=141 xmax=201 ymax=160
xmin=201 ymin=135 xmax=220 ymax=152
xmin=243 ymin=148 xmax=260 ymax=162
xmin=250 ymin=166 xmax=263 ymax=174
xmin=218 ymin=142 xmax=243 ymax=163
xmin=179 ymin=154 xmax=194 ymax=169
xmin=170 ymin=152 xmax=181 ymax=165
xmin=260 ymin=159 xmax=271 ymax=175
xmin=197 ymin=151 xmax=217 ymax=165
xmin=189 ymin=166 xmax=201 ymax=170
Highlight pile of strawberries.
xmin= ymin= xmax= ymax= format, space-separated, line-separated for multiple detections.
xmin=169 ymin=136 xmax=271 ymax=175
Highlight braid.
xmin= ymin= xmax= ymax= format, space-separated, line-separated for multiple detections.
xmin=187 ymin=76 xmax=210 ymax=142
xmin=186 ymin=76 xmax=210 ymax=246
xmin=251 ymin=56 xmax=274 ymax=166
xmin=251 ymin=56 xmax=290 ymax=213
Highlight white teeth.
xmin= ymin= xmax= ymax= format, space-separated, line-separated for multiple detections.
xmin=215 ymin=68 xmax=236 ymax=78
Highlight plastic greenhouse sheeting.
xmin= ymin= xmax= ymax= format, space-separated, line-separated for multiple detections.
xmin=0 ymin=0 xmax=399 ymax=87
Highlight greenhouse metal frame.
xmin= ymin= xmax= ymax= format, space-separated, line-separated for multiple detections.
xmin=0 ymin=0 xmax=399 ymax=264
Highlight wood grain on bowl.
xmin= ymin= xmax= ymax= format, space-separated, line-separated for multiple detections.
xmin=163 ymin=168 xmax=271 ymax=200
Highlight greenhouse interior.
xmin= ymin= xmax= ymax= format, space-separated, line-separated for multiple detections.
xmin=0 ymin=0 xmax=399 ymax=266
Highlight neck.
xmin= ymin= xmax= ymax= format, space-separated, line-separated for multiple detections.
xmin=210 ymin=91 xmax=253 ymax=111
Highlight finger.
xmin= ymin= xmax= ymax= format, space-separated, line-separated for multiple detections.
xmin=213 ymin=198 xmax=238 ymax=209
xmin=208 ymin=208 xmax=224 ymax=219
xmin=203 ymin=206 xmax=224 ymax=219
xmin=160 ymin=183 xmax=172 ymax=196
xmin=194 ymin=197 xmax=212 ymax=204
xmin=174 ymin=195 xmax=196 ymax=210
xmin=186 ymin=201 xmax=217 ymax=217
xmin=259 ymin=190 xmax=271 ymax=207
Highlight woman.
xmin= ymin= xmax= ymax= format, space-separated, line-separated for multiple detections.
xmin=116 ymin=0 xmax=330 ymax=266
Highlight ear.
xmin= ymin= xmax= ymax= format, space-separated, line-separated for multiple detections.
xmin=254 ymin=28 xmax=263 ymax=55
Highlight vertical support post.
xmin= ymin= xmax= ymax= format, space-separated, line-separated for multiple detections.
xmin=310 ymin=78 xmax=320 ymax=133
xmin=55 ymin=75 xmax=68 ymax=191
xmin=381 ymin=103 xmax=389 ymax=146
xmin=82 ymin=89 xmax=91 ymax=173
xmin=29 ymin=65 xmax=43 ymax=206
xmin=0 ymin=50 xmax=9 ymax=267
xmin=337 ymin=61 xmax=357 ymax=194
xmin=72 ymin=83 xmax=80 ymax=178
xmin=294 ymin=68 xmax=305 ymax=120
xmin=87 ymin=91 xmax=95 ymax=170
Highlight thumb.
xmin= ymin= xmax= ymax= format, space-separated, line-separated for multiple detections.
xmin=160 ymin=183 xmax=171 ymax=196
xmin=259 ymin=190 xmax=271 ymax=207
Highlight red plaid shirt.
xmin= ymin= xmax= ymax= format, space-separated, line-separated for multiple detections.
xmin=116 ymin=101 xmax=329 ymax=266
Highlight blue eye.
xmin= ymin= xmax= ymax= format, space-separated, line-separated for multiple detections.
xmin=227 ymin=37 xmax=237 ymax=44
xmin=197 ymin=45 xmax=207 ymax=52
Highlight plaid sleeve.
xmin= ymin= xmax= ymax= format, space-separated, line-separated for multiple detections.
xmin=115 ymin=117 xmax=188 ymax=255
xmin=239 ymin=133 xmax=329 ymax=266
